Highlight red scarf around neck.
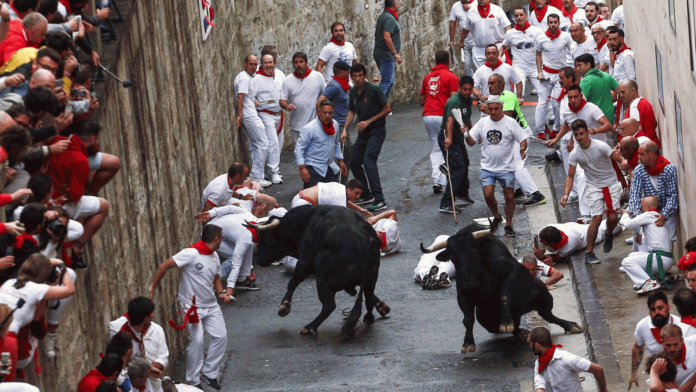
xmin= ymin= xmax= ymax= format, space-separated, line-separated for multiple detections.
xmin=293 ymin=68 xmax=312 ymax=80
xmin=537 ymin=344 xmax=562 ymax=373
xmin=13 ymin=233 xmax=37 ymax=249
xmin=597 ymin=37 xmax=607 ymax=51
xmin=120 ymin=313 xmax=148 ymax=352
xmin=546 ymin=28 xmax=561 ymax=41
xmin=190 ymin=240 xmax=214 ymax=255
xmin=478 ymin=2 xmax=491 ymax=18
xmin=615 ymin=44 xmax=631 ymax=56
xmin=59 ymin=0 xmax=73 ymax=13
xmin=385 ymin=8 xmax=398 ymax=21
xmin=256 ymin=68 xmax=274 ymax=78
xmin=562 ymin=5 xmax=578 ymax=23
xmin=650 ymin=316 xmax=673 ymax=344
xmin=569 ymin=99 xmax=587 ymax=113
xmin=333 ymin=76 xmax=350 ymax=92
xmin=645 ymin=155 xmax=670 ymax=176
xmin=485 ymin=60 xmax=502 ymax=70
xmin=321 ymin=120 xmax=336 ymax=135
xmin=551 ymin=231 xmax=569 ymax=250
xmin=515 ymin=21 xmax=532 ymax=32
xmin=673 ymin=343 xmax=688 ymax=370
xmin=590 ymin=16 xmax=604 ymax=25
xmin=246 ymin=222 xmax=259 ymax=243
xmin=556 ymin=88 xmax=567 ymax=101
xmin=534 ymin=5 xmax=549 ymax=23
xmin=330 ymin=37 xmax=345 ymax=46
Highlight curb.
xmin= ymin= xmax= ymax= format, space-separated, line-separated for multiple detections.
xmin=545 ymin=161 xmax=625 ymax=389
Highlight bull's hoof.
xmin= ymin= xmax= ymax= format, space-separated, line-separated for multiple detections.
xmin=363 ymin=312 xmax=375 ymax=324
xmin=461 ymin=344 xmax=477 ymax=353
xmin=278 ymin=301 xmax=292 ymax=317
xmin=300 ymin=327 xmax=317 ymax=335
xmin=375 ymin=301 xmax=390 ymax=317
xmin=499 ymin=323 xmax=515 ymax=333
xmin=567 ymin=323 xmax=583 ymax=334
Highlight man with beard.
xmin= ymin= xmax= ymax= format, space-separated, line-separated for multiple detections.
xmin=659 ymin=324 xmax=696 ymax=389
xmin=280 ymin=52 xmax=326 ymax=148
xmin=628 ymin=292 xmax=696 ymax=390
xmin=529 ymin=326 xmax=608 ymax=392
xmin=316 ymin=22 xmax=358 ymax=84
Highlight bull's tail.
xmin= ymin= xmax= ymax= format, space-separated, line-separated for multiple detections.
xmin=342 ymin=287 xmax=364 ymax=338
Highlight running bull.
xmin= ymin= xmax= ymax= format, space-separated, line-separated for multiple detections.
xmin=245 ymin=205 xmax=390 ymax=338
xmin=421 ymin=224 xmax=582 ymax=353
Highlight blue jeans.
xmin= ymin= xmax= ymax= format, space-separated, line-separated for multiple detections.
xmin=478 ymin=169 xmax=515 ymax=188
xmin=377 ymin=59 xmax=396 ymax=99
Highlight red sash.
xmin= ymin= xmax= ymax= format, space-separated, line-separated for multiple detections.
xmin=378 ymin=232 xmax=388 ymax=249
xmin=168 ymin=295 xmax=200 ymax=330
xmin=601 ymin=186 xmax=616 ymax=214
xmin=298 ymin=191 xmax=315 ymax=206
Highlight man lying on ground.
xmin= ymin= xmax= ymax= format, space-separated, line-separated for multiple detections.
xmin=290 ymin=179 xmax=371 ymax=217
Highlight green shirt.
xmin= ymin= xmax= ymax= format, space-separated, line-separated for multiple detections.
xmin=500 ymin=90 xmax=528 ymax=129
xmin=579 ymin=68 xmax=619 ymax=124
xmin=440 ymin=93 xmax=473 ymax=145
xmin=374 ymin=11 xmax=401 ymax=62
xmin=349 ymin=82 xmax=389 ymax=132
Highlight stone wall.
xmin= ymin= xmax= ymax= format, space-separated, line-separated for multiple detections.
xmin=27 ymin=0 xmax=457 ymax=389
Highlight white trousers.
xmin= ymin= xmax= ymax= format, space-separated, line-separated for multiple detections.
xmin=516 ymin=65 xmax=542 ymax=95
xmin=182 ymin=303 xmax=227 ymax=385
xmin=46 ymin=268 xmax=76 ymax=325
xmin=423 ymin=116 xmax=447 ymax=187
xmin=460 ymin=41 xmax=475 ymax=77
xmin=258 ymin=112 xmax=282 ymax=175
xmin=241 ymin=115 xmax=267 ymax=180
xmin=575 ymin=167 xmax=591 ymax=216
xmin=621 ymin=251 xmax=673 ymax=288
xmin=414 ymin=261 xmax=456 ymax=282
xmin=560 ymin=134 xmax=579 ymax=198
xmin=513 ymin=136 xmax=539 ymax=195
xmin=223 ymin=241 xmax=254 ymax=289
xmin=535 ymin=73 xmax=561 ymax=133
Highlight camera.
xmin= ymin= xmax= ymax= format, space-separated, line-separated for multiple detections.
xmin=47 ymin=263 xmax=66 ymax=285
xmin=46 ymin=219 xmax=67 ymax=239
xmin=0 ymin=352 xmax=9 ymax=376
xmin=71 ymin=88 xmax=87 ymax=99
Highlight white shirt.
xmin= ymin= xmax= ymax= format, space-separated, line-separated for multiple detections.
xmin=0 ymin=280 xmax=49 ymax=334
xmin=676 ymin=336 xmax=696 ymax=386
xmin=529 ymin=6 xmax=563 ymax=31
xmin=172 ymin=247 xmax=221 ymax=307
xmin=535 ymin=31 xmax=573 ymax=71
xmin=574 ymin=0 xmax=588 ymax=7
xmin=234 ymin=71 xmax=259 ymax=119
xmin=449 ymin=0 xmax=476 ymax=43
xmin=635 ymin=315 xmax=684 ymax=356
xmin=252 ymin=72 xmax=283 ymax=112
xmin=462 ymin=4 xmax=511 ymax=47
xmin=597 ymin=42 xmax=611 ymax=70
xmin=560 ymin=100 xmax=608 ymax=143
xmin=317 ymin=182 xmax=347 ymax=207
xmin=469 ymin=115 xmax=528 ymax=173
xmin=540 ymin=222 xmax=588 ymax=258
xmin=318 ymin=41 xmax=357 ymax=83
xmin=611 ymin=5 xmax=624 ymax=31
xmin=200 ymin=173 xmax=234 ymax=209
xmin=534 ymin=348 xmax=592 ymax=392
xmin=568 ymin=139 xmax=616 ymax=187
xmin=559 ymin=8 xmax=588 ymax=33
xmin=281 ymin=70 xmax=326 ymax=131
xmin=620 ymin=211 xmax=672 ymax=252
xmin=372 ymin=218 xmax=401 ymax=255
xmin=568 ymin=37 xmax=599 ymax=67
xmin=473 ymin=62 xmax=522 ymax=96
xmin=519 ymin=259 xmax=553 ymax=279
xmin=613 ymin=48 xmax=636 ymax=84
xmin=502 ymin=25 xmax=544 ymax=69
xmin=627 ymin=97 xmax=647 ymax=122
xmin=209 ymin=211 xmax=256 ymax=259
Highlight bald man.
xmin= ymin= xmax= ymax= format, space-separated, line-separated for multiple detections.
xmin=619 ymin=117 xmax=650 ymax=146
xmin=617 ymin=80 xmax=659 ymax=146
xmin=618 ymin=136 xmax=640 ymax=174
xmin=0 ymin=13 xmax=47 ymax=66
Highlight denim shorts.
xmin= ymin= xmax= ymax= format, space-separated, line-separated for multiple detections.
xmin=478 ymin=169 xmax=515 ymax=188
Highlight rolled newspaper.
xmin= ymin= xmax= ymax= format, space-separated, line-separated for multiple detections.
xmin=452 ymin=109 xmax=469 ymax=138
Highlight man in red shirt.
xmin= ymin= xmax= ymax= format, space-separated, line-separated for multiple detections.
xmin=617 ymin=80 xmax=660 ymax=147
xmin=0 ymin=12 xmax=47 ymax=66
xmin=77 ymin=353 xmax=123 ymax=392
xmin=49 ymin=121 xmax=110 ymax=267
xmin=419 ymin=50 xmax=458 ymax=194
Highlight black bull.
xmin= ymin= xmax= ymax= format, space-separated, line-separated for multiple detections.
xmin=245 ymin=206 xmax=390 ymax=337
xmin=421 ymin=225 xmax=582 ymax=353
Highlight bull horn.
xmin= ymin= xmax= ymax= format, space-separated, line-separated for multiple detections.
xmin=421 ymin=239 xmax=448 ymax=254
xmin=471 ymin=229 xmax=490 ymax=239
xmin=255 ymin=219 xmax=281 ymax=231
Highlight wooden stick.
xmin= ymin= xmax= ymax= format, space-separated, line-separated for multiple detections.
xmin=445 ymin=148 xmax=458 ymax=224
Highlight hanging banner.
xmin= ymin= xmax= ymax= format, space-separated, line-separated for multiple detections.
xmin=199 ymin=0 xmax=215 ymax=41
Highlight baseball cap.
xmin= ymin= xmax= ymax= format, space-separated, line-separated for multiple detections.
xmin=486 ymin=95 xmax=503 ymax=105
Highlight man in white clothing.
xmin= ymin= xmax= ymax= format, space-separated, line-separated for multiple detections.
xmin=620 ymin=196 xmax=674 ymax=295
xmin=109 ymin=297 xmax=169 ymax=392
xmin=316 ymin=22 xmax=358 ymax=84
xmin=449 ymin=0 xmax=476 ymax=76
xmin=529 ymin=327 xmax=608 ymax=392
xmin=473 ymin=45 xmax=523 ymax=102
xmin=521 ymin=253 xmax=564 ymax=288
xmin=558 ymin=0 xmax=588 ymax=33
xmin=414 ymin=235 xmax=455 ymax=290
xmin=660 ymin=325 xmax=696 ymax=389
xmin=585 ymin=2 xmax=612 ymax=29
xmin=535 ymin=14 xmax=572 ymax=140
xmin=592 ymin=24 xmax=611 ymax=73
xmin=529 ymin=0 xmax=563 ymax=32
xmin=568 ymin=22 xmax=599 ymax=67
xmin=533 ymin=219 xmax=619 ymax=265
xmin=289 ymin=179 xmax=370 ymax=217
xmin=598 ymin=3 xmax=610 ymax=20
xmin=500 ymin=8 xmax=544 ymax=96
xmin=200 ymin=162 xmax=249 ymax=212
xmin=607 ymin=28 xmax=635 ymax=83
xmin=149 ymin=225 xmax=231 ymax=390
xmin=280 ymin=52 xmax=326 ymax=147
xmin=610 ymin=1 xmax=624 ymax=31
xmin=367 ymin=210 xmax=401 ymax=256
xmin=253 ymin=55 xmax=284 ymax=185
xmin=550 ymin=85 xmax=612 ymax=146
xmin=234 ymin=55 xmax=271 ymax=187
xmin=460 ymin=0 xmax=511 ymax=70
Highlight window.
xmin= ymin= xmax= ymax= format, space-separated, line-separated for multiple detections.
xmin=656 ymin=45 xmax=665 ymax=109
xmin=675 ymin=95 xmax=684 ymax=169
xmin=690 ymin=0 xmax=696 ymax=80
xmin=670 ymin=0 xmax=677 ymax=31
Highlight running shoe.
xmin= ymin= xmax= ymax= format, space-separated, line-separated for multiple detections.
xmin=523 ymin=192 xmax=547 ymax=207
xmin=637 ymin=280 xmax=661 ymax=296
xmin=457 ymin=196 xmax=475 ymax=205
xmin=367 ymin=202 xmax=388 ymax=212
xmin=201 ymin=374 xmax=222 ymax=390
xmin=603 ymin=232 xmax=614 ymax=253
xmin=584 ymin=252 xmax=600 ymax=264
xmin=354 ymin=197 xmax=374 ymax=205
xmin=236 ymin=278 xmax=260 ymax=291
xmin=433 ymin=184 xmax=444 ymax=194
xmin=504 ymin=226 xmax=516 ymax=237
xmin=439 ymin=206 xmax=461 ymax=214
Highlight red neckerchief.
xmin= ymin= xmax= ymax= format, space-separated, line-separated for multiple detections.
xmin=190 ymin=240 xmax=214 ymax=255
xmin=556 ymin=88 xmax=567 ymax=101
xmin=615 ymin=44 xmax=631 ymax=56
xmin=647 ymin=208 xmax=660 ymax=213
xmin=645 ymin=155 xmax=670 ymax=176
xmin=537 ymin=344 xmax=563 ymax=373
xmin=478 ymin=2 xmax=491 ymax=18
xmin=120 ymin=313 xmax=148 ymax=353
xmin=569 ymin=99 xmax=587 ymax=113
xmin=13 ymin=233 xmax=37 ymax=248
xmin=673 ymin=343 xmax=688 ymax=370
xmin=256 ymin=68 xmax=274 ymax=78
xmin=330 ymin=37 xmax=345 ymax=46
xmin=514 ymin=21 xmax=532 ymax=32
xmin=137 ymin=386 xmax=147 ymax=392
xmin=650 ymin=316 xmax=673 ymax=344
xmin=590 ymin=16 xmax=604 ymax=25
xmin=550 ymin=231 xmax=569 ymax=250
xmin=597 ymin=37 xmax=607 ymax=51
xmin=378 ymin=232 xmax=388 ymax=249
xmin=562 ymin=5 xmax=578 ymax=23
xmin=485 ymin=60 xmax=502 ymax=70
xmin=246 ymin=222 xmax=259 ymax=243
xmin=628 ymin=149 xmax=640 ymax=169
xmin=385 ymin=8 xmax=398 ymax=21
xmin=321 ymin=120 xmax=336 ymax=135
xmin=682 ymin=315 xmax=696 ymax=328
xmin=59 ymin=0 xmax=72 ymax=13
xmin=293 ymin=68 xmax=312 ymax=80
xmin=333 ymin=76 xmax=350 ymax=92
xmin=546 ymin=28 xmax=561 ymax=41
xmin=534 ymin=4 xmax=549 ymax=23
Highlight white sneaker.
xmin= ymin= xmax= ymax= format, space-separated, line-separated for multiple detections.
xmin=44 ymin=332 xmax=57 ymax=358
xmin=252 ymin=178 xmax=272 ymax=187
xmin=625 ymin=237 xmax=634 ymax=245
xmin=637 ymin=280 xmax=661 ymax=296
xmin=271 ymin=173 xmax=283 ymax=184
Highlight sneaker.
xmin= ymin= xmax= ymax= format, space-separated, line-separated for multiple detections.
xmin=625 ymin=237 xmax=634 ymax=245
xmin=514 ymin=188 xmax=525 ymax=199
xmin=537 ymin=132 xmax=547 ymax=141
xmin=531 ymin=89 xmax=538 ymax=95
xmin=422 ymin=266 xmax=439 ymax=290
xmin=637 ymin=280 xmax=661 ymax=296
xmin=201 ymin=374 xmax=222 ymax=390
xmin=427 ymin=272 xmax=451 ymax=290
xmin=602 ymin=232 xmax=614 ymax=253
xmin=439 ymin=206 xmax=461 ymax=214
xmin=271 ymin=173 xmax=283 ymax=184
xmin=367 ymin=201 xmax=387 ymax=212
xmin=252 ymin=178 xmax=272 ymax=187
xmin=44 ymin=332 xmax=57 ymax=359
xmin=584 ymin=252 xmax=600 ymax=264
xmin=504 ymin=226 xmax=516 ymax=237
xmin=354 ymin=197 xmax=374 ymax=205
xmin=236 ymin=278 xmax=260 ymax=291
xmin=192 ymin=384 xmax=203 ymax=390
xmin=433 ymin=184 xmax=444 ymax=194
xmin=544 ymin=151 xmax=561 ymax=162
xmin=439 ymin=163 xmax=449 ymax=177
xmin=491 ymin=216 xmax=503 ymax=232
xmin=565 ymin=195 xmax=579 ymax=204
xmin=523 ymin=192 xmax=547 ymax=207
xmin=457 ymin=196 xmax=475 ymax=205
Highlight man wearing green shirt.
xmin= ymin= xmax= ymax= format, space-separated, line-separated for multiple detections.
xmin=373 ymin=0 xmax=402 ymax=99
xmin=576 ymin=53 xmax=619 ymax=124
xmin=480 ymin=74 xmax=547 ymax=207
